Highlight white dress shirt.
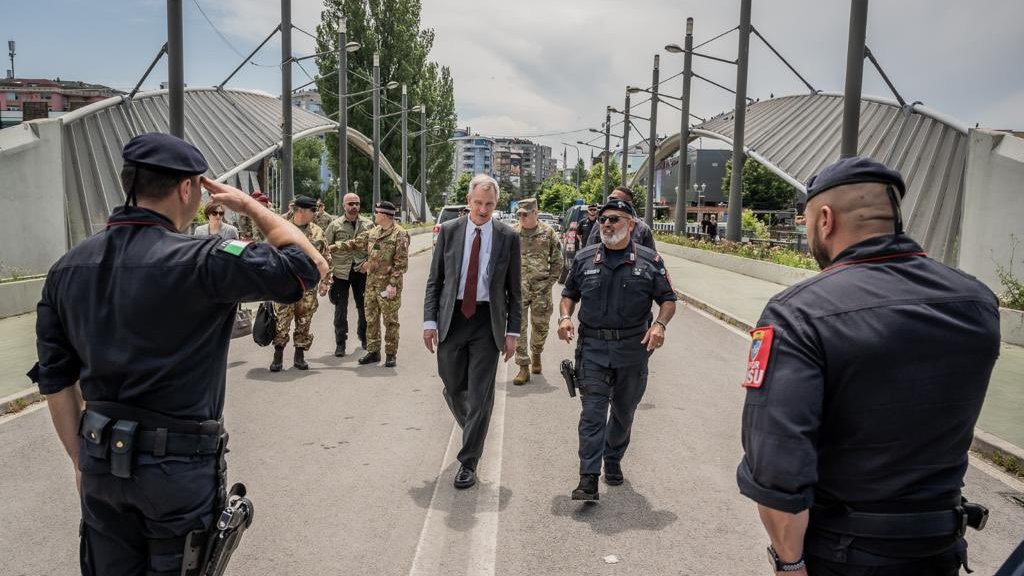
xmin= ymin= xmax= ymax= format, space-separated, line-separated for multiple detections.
xmin=423 ymin=217 xmax=517 ymax=336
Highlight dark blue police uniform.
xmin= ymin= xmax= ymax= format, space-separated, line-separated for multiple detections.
xmin=30 ymin=133 xmax=319 ymax=575
xmin=737 ymin=157 xmax=1001 ymax=574
xmin=563 ymin=238 xmax=676 ymax=478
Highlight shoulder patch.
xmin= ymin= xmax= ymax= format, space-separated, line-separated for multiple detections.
xmin=742 ymin=326 xmax=774 ymax=388
xmin=218 ymin=239 xmax=250 ymax=256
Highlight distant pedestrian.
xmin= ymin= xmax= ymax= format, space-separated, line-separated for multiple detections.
xmin=194 ymin=202 xmax=239 ymax=239
xmin=575 ymin=204 xmax=599 ymax=251
xmin=314 ymin=198 xmax=333 ymax=230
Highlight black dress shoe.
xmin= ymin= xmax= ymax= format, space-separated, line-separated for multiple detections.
xmin=358 ymin=351 xmax=381 ymax=365
xmin=334 ymin=344 xmax=346 ymax=357
xmin=384 ymin=354 xmax=397 ymax=367
xmin=453 ymin=465 xmax=476 ymax=489
xmin=293 ymin=348 xmax=309 ymax=370
xmin=572 ymin=474 xmax=600 ymax=501
xmin=603 ymin=462 xmax=624 ymax=486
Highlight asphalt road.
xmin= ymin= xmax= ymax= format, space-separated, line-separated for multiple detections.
xmin=2 ymin=249 xmax=1023 ymax=575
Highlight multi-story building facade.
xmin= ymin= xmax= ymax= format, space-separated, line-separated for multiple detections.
xmin=451 ymin=127 xmax=495 ymax=181
xmin=0 ymin=77 xmax=121 ymax=128
xmin=493 ymin=138 xmax=553 ymax=185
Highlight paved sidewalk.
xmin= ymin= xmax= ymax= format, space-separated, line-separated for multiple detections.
xmin=0 ymin=231 xmax=434 ymax=406
xmin=657 ymin=249 xmax=1024 ymax=452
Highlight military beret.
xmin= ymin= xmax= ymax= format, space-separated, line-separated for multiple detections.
xmin=294 ymin=195 xmax=317 ymax=209
xmin=805 ymin=156 xmax=906 ymax=202
xmin=598 ymin=198 xmax=636 ymax=218
xmin=122 ymin=132 xmax=208 ymax=175
xmin=517 ymin=198 xmax=538 ymax=213
xmin=374 ymin=201 xmax=397 ymax=215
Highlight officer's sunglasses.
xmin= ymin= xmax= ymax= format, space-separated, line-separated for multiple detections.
xmin=346 ymin=201 xmax=360 ymax=206
xmin=598 ymin=215 xmax=622 ymax=224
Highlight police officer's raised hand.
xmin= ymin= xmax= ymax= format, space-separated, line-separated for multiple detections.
xmin=558 ymin=317 xmax=575 ymax=343
xmin=641 ymin=322 xmax=666 ymax=351
xmin=200 ymin=176 xmax=252 ymax=214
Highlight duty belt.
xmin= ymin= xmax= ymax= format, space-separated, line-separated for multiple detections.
xmin=579 ymin=324 xmax=648 ymax=341
xmin=80 ymin=401 xmax=225 ymax=478
xmin=810 ymin=500 xmax=988 ymax=540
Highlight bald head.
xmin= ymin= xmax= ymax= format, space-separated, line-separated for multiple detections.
xmin=804 ymin=181 xmax=900 ymax=268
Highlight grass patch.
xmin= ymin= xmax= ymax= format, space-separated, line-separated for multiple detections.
xmin=655 ymin=232 xmax=819 ymax=271
xmin=990 ymin=450 xmax=1024 ymax=478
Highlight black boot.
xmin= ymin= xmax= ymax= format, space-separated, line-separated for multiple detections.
xmin=384 ymin=354 xmax=397 ymax=367
xmin=603 ymin=462 xmax=624 ymax=486
xmin=269 ymin=346 xmax=284 ymax=372
xmin=334 ymin=342 xmax=346 ymax=357
xmin=572 ymin=474 xmax=600 ymax=501
xmin=293 ymin=348 xmax=309 ymax=370
xmin=358 ymin=350 xmax=381 ymax=365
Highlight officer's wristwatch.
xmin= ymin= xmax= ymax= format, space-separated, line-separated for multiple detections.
xmin=767 ymin=546 xmax=805 ymax=572
xmin=558 ymin=315 xmax=572 ymax=323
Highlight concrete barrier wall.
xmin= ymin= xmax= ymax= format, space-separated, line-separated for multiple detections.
xmin=0 ymin=120 xmax=67 ymax=277
xmin=1001 ymin=307 xmax=1024 ymax=347
xmin=657 ymin=243 xmax=818 ymax=287
xmin=960 ymin=129 xmax=1024 ymax=293
xmin=0 ymin=277 xmax=44 ymax=319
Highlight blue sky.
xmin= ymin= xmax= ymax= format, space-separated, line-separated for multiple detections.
xmin=5 ymin=0 xmax=1023 ymax=157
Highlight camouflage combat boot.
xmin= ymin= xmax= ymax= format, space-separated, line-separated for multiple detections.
xmin=531 ymin=353 xmax=542 ymax=374
xmin=513 ymin=365 xmax=530 ymax=385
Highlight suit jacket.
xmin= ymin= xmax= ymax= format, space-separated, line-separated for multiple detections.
xmin=424 ymin=216 xmax=522 ymax=350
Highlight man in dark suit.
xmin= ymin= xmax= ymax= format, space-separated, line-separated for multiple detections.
xmin=423 ymin=174 xmax=522 ymax=489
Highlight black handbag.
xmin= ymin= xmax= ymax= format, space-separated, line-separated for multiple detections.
xmin=231 ymin=307 xmax=253 ymax=339
xmin=252 ymin=302 xmax=277 ymax=347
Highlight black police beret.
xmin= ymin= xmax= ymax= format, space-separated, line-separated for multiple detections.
xmin=122 ymin=133 xmax=208 ymax=175
xmin=598 ymin=198 xmax=636 ymax=218
xmin=294 ymin=195 xmax=317 ymax=209
xmin=805 ymin=156 xmax=906 ymax=202
xmin=375 ymin=201 xmax=397 ymax=215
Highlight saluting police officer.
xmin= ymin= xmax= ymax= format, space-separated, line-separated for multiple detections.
xmin=558 ymin=198 xmax=677 ymax=501
xmin=736 ymin=157 xmax=1001 ymax=576
xmin=29 ymin=133 xmax=327 ymax=576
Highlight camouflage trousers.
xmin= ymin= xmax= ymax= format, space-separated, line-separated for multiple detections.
xmin=365 ymin=289 xmax=402 ymax=355
xmin=273 ymin=290 xmax=319 ymax=349
xmin=515 ymin=281 xmax=554 ymax=365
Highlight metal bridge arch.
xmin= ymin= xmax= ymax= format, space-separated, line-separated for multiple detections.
xmin=629 ymin=92 xmax=969 ymax=264
xmin=56 ymin=87 xmax=428 ymax=246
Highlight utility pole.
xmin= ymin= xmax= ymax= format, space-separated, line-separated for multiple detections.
xmin=280 ymin=0 xmax=294 ymax=209
xmin=166 ymin=0 xmax=184 ymax=138
xmin=621 ymin=90 xmax=631 ymax=184
xmin=419 ymin=105 xmax=428 ymax=222
xmin=337 ymin=15 xmax=348 ymax=216
xmin=602 ymin=106 xmax=611 ymax=198
xmin=645 ymin=54 xmax=660 ymax=227
xmin=401 ymin=84 xmax=409 ymax=221
xmin=841 ymin=0 xmax=869 ymax=157
xmin=372 ymin=52 xmax=381 ymax=206
xmin=673 ymin=17 xmax=694 ymax=237
xmin=726 ymin=0 xmax=751 ymax=242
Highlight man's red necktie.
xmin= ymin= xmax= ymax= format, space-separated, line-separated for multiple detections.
xmin=461 ymin=227 xmax=481 ymax=318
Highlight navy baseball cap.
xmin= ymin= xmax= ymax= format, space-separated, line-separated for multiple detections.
xmin=805 ymin=156 xmax=906 ymax=202
xmin=598 ymin=198 xmax=636 ymax=218
xmin=122 ymin=133 xmax=208 ymax=175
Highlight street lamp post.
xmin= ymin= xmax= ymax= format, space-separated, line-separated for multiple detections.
xmin=603 ymin=106 xmax=611 ymax=197
xmin=166 ymin=0 xmax=184 ymax=138
xmin=372 ymin=52 xmax=381 ymax=205
xmin=420 ymin=105 xmax=428 ymax=222
xmin=337 ymin=15 xmax=348 ymax=216
xmin=667 ymin=17 xmax=694 ymax=236
xmin=726 ymin=0 xmax=752 ymax=242
xmin=621 ymin=90 xmax=631 ymax=183
xmin=401 ymin=84 xmax=408 ymax=221
xmin=280 ymin=0 xmax=294 ymax=209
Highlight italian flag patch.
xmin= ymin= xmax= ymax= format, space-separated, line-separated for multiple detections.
xmin=219 ymin=239 xmax=250 ymax=256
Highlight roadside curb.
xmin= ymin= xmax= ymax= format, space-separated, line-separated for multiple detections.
xmin=0 ymin=387 xmax=42 ymax=416
xmin=674 ymin=284 xmax=1024 ymax=478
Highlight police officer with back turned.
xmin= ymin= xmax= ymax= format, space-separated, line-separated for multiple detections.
xmin=736 ymin=157 xmax=1001 ymax=575
xmin=558 ymin=198 xmax=676 ymax=501
xmin=30 ymin=132 xmax=327 ymax=576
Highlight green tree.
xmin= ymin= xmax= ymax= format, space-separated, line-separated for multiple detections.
xmin=293 ymin=137 xmax=326 ymax=200
xmin=570 ymin=158 xmax=586 ymax=188
xmin=578 ymin=162 xmax=621 ymax=205
xmin=537 ymin=176 xmax=581 ymax=214
xmin=315 ymin=0 xmax=457 ymax=214
xmin=721 ymin=157 xmax=798 ymax=211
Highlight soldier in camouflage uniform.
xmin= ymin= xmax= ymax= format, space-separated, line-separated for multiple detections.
xmin=238 ymin=192 xmax=272 ymax=241
xmin=314 ymin=198 xmax=334 ymax=230
xmin=271 ymin=195 xmax=331 ymax=372
xmin=512 ymin=198 xmax=563 ymax=385
xmin=331 ymin=201 xmax=409 ymax=367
